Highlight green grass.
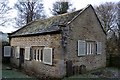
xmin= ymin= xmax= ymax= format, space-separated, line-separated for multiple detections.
xmin=2 ymin=69 xmax=31 ymax=78
xmin=2 ymin=64 xmax=120 ymax=80
xmin=62 ymin=67 xmax=120 ymax=80
xmin=2 ymin=64 xmax=37 ymax=79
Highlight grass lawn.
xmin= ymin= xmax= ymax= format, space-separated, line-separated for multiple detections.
xmin=2 ymin=64 xmax=37 ymax=79
xmin=2 ymin=69 xmax=31 ymax=78
xmin=2 ymin=64 xmax=120 ymax=80
xmin=63 ymin=67 xmax=120 ymax=80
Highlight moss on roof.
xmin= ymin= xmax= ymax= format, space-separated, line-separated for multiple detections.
xmin=11 ymin=9 xmax=83 ymax=36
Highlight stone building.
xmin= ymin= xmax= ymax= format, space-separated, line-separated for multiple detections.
xmin=9 ymin=5 xmax=106 ymax=78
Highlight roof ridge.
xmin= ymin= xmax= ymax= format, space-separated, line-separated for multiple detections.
xmin=11 ymin=6 xmax=85 ymax=35
xmin=10 ymin=5 xmax=91 ymax=36
xmin=67 ymin=4 xmax=92 ymax=25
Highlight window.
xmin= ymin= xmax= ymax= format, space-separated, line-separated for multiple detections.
xmin=25 ymin=47 xmax=31 ymax=60
xmin=41 ymin=49 xmax=43 ymax=61
xmin=15 ymin=46 xmax=20 ymax=58
xmin=33 ymin=48 xmax=43 ymax=61
xmin=4 ymin=46 xmax=11 ymax=57
xmin=86 ymin=42 xmax=96 ymax=55
xmin=31 ymin=46 xmax=53 ymax=65
xmin=78 ymin=40 xmax=86 ymax=56
xmin=97 ymin=42 xmax=102 ymax=54
xmin=78 ymin=40 xmax=102 ymax=56
xmin=34 ymin=49 xmax=36 ymax=60
xmin=37 ymin=50 xmax=39 ymax=60
xmin=43 ymin=47 xmax=52 ymax=65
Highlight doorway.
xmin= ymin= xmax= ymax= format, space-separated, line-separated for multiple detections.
xmin=19 ymin=48 xmax=25 ymax=68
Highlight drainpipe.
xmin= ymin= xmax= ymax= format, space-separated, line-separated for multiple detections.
xmin=59 ymin=24 xmax=66 ymax=60
xmin=59 ymin=24 xmax=69 ymax=76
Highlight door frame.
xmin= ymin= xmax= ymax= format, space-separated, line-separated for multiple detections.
xmin=19 ymin=48 xmax=25 ymax=68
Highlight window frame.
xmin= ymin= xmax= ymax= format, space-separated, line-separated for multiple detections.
xmin=86 ymin=41 xmax=96 ymax=55
xmin=78 ymin=40 xmax=86 ymax=56
xmin=25 ymin=47 xmax=31 ymax=60
xmin=4 ymin=46 xmax=11 ymax=57
xmin=77 ymin=40 xmax=101 ymax=56
xmin=15 ymin=46 xmax=20 ymax=59
xmin=43 ymin=47 xmax=53 ymax=65
xmin=97 ymin=42 xmax=102 ymax=54
xmin=32 ymin=47 xmax=43 ymax=62
xmin=33 ymin=49 xmax=36 ymax=60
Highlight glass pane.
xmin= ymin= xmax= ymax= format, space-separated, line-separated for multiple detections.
xmin=87 ymin=42 xmax=90 ymax=55
xmin=41 ymin=50 xmax=43 ymax=61
xmin=34 ymin=50 xmax=36 ymax=60
xmin=37 ymin=50 xmax=39 ymax=60
xmin=43 ymin=48 xmax=52 ymax=65
xmin=78 ymin=40 xmax=86 ymax=56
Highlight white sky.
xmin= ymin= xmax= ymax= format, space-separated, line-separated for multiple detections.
xmin=0 ymin=0 xmax=119 ymax=33
xmin=43 ymin=0 xmax=119 ymax=16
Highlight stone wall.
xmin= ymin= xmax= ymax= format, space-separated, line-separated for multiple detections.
xmin=65 ymin=6 xmax=106 ymax=71
xmin=10 ymin=34 xmax=66 ymax=78
xmin=10 ymin=6 xmax=106 ymax=78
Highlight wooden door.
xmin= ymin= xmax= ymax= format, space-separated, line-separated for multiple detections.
xmin=66 ymin=60 xmax=73 ymax=77
xmin=19 ymin=48 xmax=24 ymax=68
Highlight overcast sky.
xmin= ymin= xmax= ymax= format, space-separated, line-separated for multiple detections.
xmin=0 ymin=0 xmax=119 ymax=33
xmin=43 ymin=0 xmax=119 ymax=16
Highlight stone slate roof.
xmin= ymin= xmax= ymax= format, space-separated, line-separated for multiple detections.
xmin=10 ymin=4 xmax=106 ymax=37
xmin=10 ymin=6 xmax=85 ymax=37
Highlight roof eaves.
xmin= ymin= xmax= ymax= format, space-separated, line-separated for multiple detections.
xmin=10 ymin=20 xmax=40 ymax=35
xmin=9 ymin=29 xmax=61 ymax=38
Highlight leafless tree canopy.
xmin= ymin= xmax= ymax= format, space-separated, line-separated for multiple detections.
xmin=15 ymin=0 xmax=46 ymax=27
xmin=94 ymin=2 xmax=117 ymax=34
xmin=117 ymin=1 xmax=120 ymax=53
xmin=0 ymin=0 xmax=11 ymax=26
xmin=95 ymin=2 xmax=120 ymax=55
xmin=117 ymin=2 xmax=120 ymax=36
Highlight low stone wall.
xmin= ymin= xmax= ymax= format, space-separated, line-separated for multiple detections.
xmin=10 ymin=34 xmax=66 ymax=78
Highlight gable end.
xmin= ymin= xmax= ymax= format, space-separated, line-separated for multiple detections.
xmin=67 ymin=4 xmax=106 ymax=35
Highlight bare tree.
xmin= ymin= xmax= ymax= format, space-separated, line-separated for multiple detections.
xmin=51 ymin=1 xmax=75 ymax=15
xmin=117 ymin=2 xmax=120 ymax=37
xmin=94 ymin=2 xmax=117 ymax=34
xmin=95 ymin=2 xmax=120 ymax=58
xmin=117 ymin=1 xmax=120 ymax=53
xmin=15 ymin=0 xmax=46 ymax=27
xmin=0 ymin=0 xmax=11 ymax=26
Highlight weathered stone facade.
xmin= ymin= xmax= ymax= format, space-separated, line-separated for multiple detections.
xmin=10 ymin=5 xmax=106 ymax=78
xmin=65 ymin=5 xmax=106 ymax=71
xmin=10 ymin=34 xmax=67 ymax=78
